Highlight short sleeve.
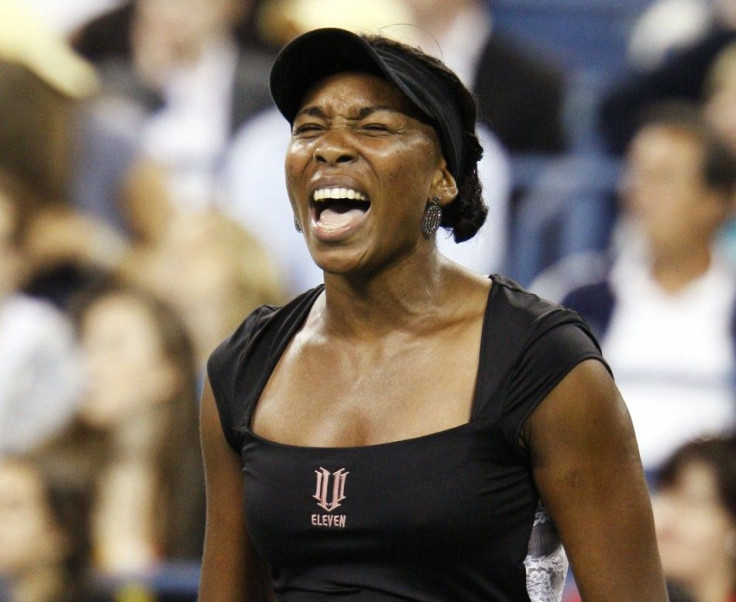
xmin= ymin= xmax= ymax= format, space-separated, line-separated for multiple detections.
xmin=502 ymin=315 xmax=611 ymax=452
xmin=205 ymin=286 xmax=324 ymax=454
xmin=207 ymin=304 xmax=280 ymax=453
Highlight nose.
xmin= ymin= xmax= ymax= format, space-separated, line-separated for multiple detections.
xmin=314 ymin=129 xmax=357 ymax=165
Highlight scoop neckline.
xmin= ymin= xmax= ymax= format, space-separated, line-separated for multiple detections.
xmin=244 ymin=275 xmax=499 ymax=451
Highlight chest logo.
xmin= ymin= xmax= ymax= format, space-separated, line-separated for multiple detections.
xmin=313 ymin=467 xmax=348 ymax=512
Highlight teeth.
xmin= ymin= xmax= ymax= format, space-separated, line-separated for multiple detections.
xmin=313 ymin=188 xmax=367 ymax=202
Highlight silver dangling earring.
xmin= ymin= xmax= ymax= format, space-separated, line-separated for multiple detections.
xmin=421 ymin=196 xmax=442 ymax=237
xmin=294 ymin=217 xmax=302 ymax=233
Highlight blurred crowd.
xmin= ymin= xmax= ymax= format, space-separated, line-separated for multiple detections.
xmin=2 ymin=0 xmax=736 ymax=600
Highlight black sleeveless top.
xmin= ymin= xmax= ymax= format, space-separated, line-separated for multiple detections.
xmin=207 ymin=275 xmax=608 ymax=601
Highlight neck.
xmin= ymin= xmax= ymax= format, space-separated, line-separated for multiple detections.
xmin=319 ymin=249 xmax=457 ymax=339
xmin=650 ymin=242 xmax=712 ymax=293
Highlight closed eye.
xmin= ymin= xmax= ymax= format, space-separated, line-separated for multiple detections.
xmin=293 ymin=122 xmax=325 ymax=136
xmin=358 ymin=122 xmax=397 ymax=136
xmin=362 ymin=123 xmax=390 ymax=131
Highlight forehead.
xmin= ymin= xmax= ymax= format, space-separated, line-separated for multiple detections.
xmin=635 ymin=124 xmax=700 ymax=147
xmin=630 ymin=125 xmax=704 ymax=163
xmin=669 ymin=461 xmax=719 ymax=497
xmin=83 ymin=293 xmax=154 ymax=332
xmin=298 ymin=72 xmax=420 ymax=117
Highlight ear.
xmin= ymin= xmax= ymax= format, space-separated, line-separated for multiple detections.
xmin=430 ymin=158 xmax=458 ymax=205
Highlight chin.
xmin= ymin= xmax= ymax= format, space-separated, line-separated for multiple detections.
xmin=311 ymin=251 xmax=368 ymax=277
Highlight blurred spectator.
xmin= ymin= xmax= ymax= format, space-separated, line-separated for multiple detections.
xmin=599 ymin=0 xmax=736 ymax=154
xmin=220 ymin=0 xmax=512 ymax=295
xmin=0 ymin=453 xmax=100 ymax=602
xmin=0 ymin=0 xmax=126 ymax=310
xmin=653 ymin=434 xmax=736 ymax=601
xmin=68 ymin=0 xmax=276 ymax=231
xmin=703 ymin=41 xmax=736 ymax=266
xmin=56 ymin=280 xmax=205 ymax=575
xmin=400 ymin=0 xmax=569 ymax=154
xmin=544 ymin=103 xmax=736 ymax=473
xmin=122 ymin=209 xmax=286 ymax=372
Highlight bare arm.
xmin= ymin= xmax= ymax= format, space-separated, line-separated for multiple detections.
xmin=199 ymin=377 xmax=275 ymax=602
xmin=525 ymin=360 xmax=668 ymax=601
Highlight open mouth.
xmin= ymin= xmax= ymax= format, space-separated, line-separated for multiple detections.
xmin=311 ymin=187 xmax=371 ymax=226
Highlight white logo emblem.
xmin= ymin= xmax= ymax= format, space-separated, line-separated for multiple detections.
xmin=313 ymin=467 xmax=349 ymax=512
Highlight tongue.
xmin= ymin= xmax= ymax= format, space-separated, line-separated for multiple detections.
xmin=318 ymin=206 xmax=366 ymax=230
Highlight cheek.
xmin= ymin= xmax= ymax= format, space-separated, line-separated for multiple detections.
xmin=378 ymin=144 xmax=438 ymax=195
xmin=284 ymin=144 xmax=311 ymax=199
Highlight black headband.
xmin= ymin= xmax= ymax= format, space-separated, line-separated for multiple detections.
xmin=269 ymin=28 xmax=467 ymax=179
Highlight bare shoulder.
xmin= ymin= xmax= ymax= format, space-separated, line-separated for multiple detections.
xmin=525 ymin=359 xmax=646 ymax=495
xmin=524 ymin=359 xmax=634 ymax=462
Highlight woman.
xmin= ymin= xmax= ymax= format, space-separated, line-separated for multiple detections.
xmin=654 ymin=435 xmax=736 ymax=601
xmin=69 ymin=280 xmax=205 ymax=573
xmin=199 ymin=28 xmax=668 ymax=600
xmin=0 ymin=454 xmax=98 ymax=602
